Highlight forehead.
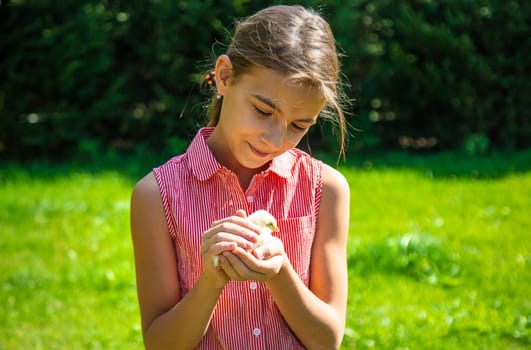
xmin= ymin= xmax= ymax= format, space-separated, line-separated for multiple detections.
xmin=237 ymin=66 xmax=326 ymax=117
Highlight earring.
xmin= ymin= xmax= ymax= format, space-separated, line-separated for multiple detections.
xmin=205 ymin=70 xmax=216 ymax=89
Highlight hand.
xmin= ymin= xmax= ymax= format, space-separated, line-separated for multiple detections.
xmin=219 ymin=236 xmax=287 ymax=283
xmin=201 ymin=211 xmax=261 ymax=287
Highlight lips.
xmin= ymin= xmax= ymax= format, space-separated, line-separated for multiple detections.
xmin=248 ymin=143 xmax=270 ymax=158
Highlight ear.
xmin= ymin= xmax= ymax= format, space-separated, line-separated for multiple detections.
xmin=214 ymin=55 xmax=232 ymax=97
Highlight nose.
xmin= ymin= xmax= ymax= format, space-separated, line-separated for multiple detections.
xmin=261 ymin=121 xmax=286 ymax=150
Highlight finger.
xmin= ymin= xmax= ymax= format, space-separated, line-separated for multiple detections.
xmin=253 ymin=246 xmax=270 ymax=260
xmin=231 ymin=248 xmax=264 ymax=271
xmin=202 ymin=227 xmax=257 ymax=254
xmin=204 ymin=241 xmax=237 ymax=257
xmin=235 ymin=209 xmax=247 ymax=218
xmin=213 ymin=216 xmax=263 ymax=235
xmin=208 ymin=231 xmax=255 ymax=251
xmin=232 ymin=249 xmax=285 ymax=281
xmin=219 ymin=252 xmax=246 ymax=281
xmin=208 ymin=220 xmax=261 ymax=243
xmin=222 ymin=249 xmax=264 ymax=281
xmin=229 ymin=248 xmax=271 ymax=278
xmin=253 ymin=237 xmax=284 ymax=259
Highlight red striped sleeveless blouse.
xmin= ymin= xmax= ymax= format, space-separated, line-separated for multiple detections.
xmin=153 ymin=127 xmax=323 ymax=349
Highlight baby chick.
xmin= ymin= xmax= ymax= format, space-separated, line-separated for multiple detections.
xmin=247 ymin=209 xmax=280 ymax=248
xmin=213 ymin=210 xmax=279 ymax=268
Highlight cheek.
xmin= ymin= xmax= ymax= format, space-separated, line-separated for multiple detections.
xmin=221 ymin=100 xmax=254 ymax=128
xmin=237 ymin=114 xmax=262 ymax=133
xmin=286 ymin=131 xmax=307 ymax=148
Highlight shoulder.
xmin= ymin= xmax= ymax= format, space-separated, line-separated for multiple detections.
xmin=131 ymin=172 xmax=162 ymax=210
xmin=318 ymin=163 xmax=350 ymax=230
xmin=321 ymin=163 xmax=350 ymax=199
xmin=285 ymin=149 xmax=349 ymax=197
xmin=130 ymin=171 xmax=171 ymax=241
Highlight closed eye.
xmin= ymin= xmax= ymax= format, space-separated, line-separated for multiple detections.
xmin=292 ymin=124 xmax=307 ymax=131
xmin=254 ymin=105 xmax=272 ymax=116
xmin=292 ymin=119 xmax=316 ymax=131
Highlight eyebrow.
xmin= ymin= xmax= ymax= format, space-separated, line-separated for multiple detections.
xmin=253 ymin=94 xmax=282 ymax=114
xmin=252 ymin=94 xmax=318 ymax=124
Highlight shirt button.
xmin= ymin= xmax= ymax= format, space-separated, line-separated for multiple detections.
xmin=249 ymin=282 xmax=257 ymax=290
xmin=253 ymin=328 xmax=261 ymax=336
xmin=246 ymin=195 xmax=254 ymax=202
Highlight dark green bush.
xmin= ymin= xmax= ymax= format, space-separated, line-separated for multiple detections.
xmin=322 ymin=0 xmax=531 ymax=152
xmin=0 ymin=0 xmax=248 ymax=160
xmin=0 ymin=0 xmax=529 ymax=161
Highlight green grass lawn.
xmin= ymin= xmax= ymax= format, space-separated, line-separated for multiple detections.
xmin=1 ymin=150 xmax=529 ymax=349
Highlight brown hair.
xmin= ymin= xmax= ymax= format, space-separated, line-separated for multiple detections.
xmin=206 ymin=5 xmax=349 ymax=157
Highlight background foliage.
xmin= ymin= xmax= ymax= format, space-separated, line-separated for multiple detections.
xmin=1 ymin=0 xmax=530 ymax=160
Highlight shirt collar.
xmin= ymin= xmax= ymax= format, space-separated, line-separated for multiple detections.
xmin=268 ymin=151 xmax=294 ymax=179
xmin=188 ymin=127 xmax=223 ymax=181
xmin=188 ymin=127 xmax=293 ymax=181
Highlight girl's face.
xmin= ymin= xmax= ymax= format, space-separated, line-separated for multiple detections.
xmin=208 ymin=59 xmax=326 ymax=174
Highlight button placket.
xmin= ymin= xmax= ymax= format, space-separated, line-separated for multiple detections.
xmin=246 ymin=280 xmax=265 ymax=345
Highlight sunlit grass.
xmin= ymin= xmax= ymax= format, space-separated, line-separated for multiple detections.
xmin=0 ymin=150 xmax=529 ymax=349
xmin=0 ymin=169 xmax=139 ymax=349
xmin=340 ymin=154 xmax=530 ymax=349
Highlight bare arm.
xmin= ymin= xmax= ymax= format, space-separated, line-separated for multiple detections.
xmin=130 ymin=172 xmax=228 ymax=349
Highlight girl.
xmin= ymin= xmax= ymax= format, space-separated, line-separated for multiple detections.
xmin=130 ymin=5 xmax=350 ymax=349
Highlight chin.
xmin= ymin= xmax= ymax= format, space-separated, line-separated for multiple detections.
xmin=238 ymin=155 xmax=271 ymax=171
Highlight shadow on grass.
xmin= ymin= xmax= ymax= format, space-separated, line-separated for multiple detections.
xmin=2 ymin=147 xmax=530 ymax=182
xmin=0 ymin=149 xmax=173 ymax=183
xmin=337 ymin=148 xmax=531 ymax=180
